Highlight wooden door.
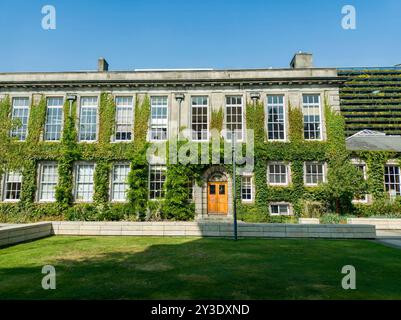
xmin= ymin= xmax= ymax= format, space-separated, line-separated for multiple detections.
xmin=207 ymin=182 xmax=228 ymax=215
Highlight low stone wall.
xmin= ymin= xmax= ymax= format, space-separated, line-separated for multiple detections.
xmin=52 ymin=221 xmax=376 ymax=239
xmin=298 ymin=218 xmax=320 ymax=224
xmin=0 ymin=222 xmax=52 ymax=247
xmin=347 ymin=218 xmax=401 ymax=230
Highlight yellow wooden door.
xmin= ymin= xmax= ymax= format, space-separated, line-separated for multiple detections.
xmin=208 ymin=182 xmax=228 ymax=215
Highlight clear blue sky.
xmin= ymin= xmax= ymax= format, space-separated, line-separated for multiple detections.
xmin=0 ymin=0 xmax=400 ymax=72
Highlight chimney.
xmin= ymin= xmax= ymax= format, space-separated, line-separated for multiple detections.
xmin=290 ymin=52 xmax=313 ymax=69
xmin=98 ymin=57 xmax=109 ymax=72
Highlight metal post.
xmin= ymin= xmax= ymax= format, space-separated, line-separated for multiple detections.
xmin=232 ymin=131 xmax=238 ymax=240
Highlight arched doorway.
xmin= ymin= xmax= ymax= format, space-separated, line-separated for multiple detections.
xmin=207 ymin=173 xmax=228 ymax=215
xmin=194 ymin=166 xmax=232 ymax=219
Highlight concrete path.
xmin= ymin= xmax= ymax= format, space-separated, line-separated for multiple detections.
xmin=376 ymin=230 xmax=401 ymax=249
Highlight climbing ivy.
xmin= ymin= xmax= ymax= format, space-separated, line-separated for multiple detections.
xmin=210 ymin=107 xmax=224 ymax=133
xmin=0 ymin=91 xmax=399 ymax=222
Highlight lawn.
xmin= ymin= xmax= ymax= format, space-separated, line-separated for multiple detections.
xmin=1 ymin=236 xmax=401 ymax=299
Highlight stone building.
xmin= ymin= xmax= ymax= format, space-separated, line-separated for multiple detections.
xmin=0 ymin=53 xmax=399 ymax=221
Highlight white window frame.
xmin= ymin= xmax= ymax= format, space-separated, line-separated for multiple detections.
xmin=78 ymin=96 xmax=98 ymax=142
xmin=267 ymin=161 xmax=290 ymax=186
xmin=114 ymin=96 xmax=134 ymax=142
xmin=266 ymin=95 xmax=286 ymax=141
xmin=190 ymin=96 xmax=209 ymax=142
xmin=2 ymin=171 xmax=23 ymax=202
xmin=269 ymin=203 xmax=292 ymax=216
xmin=225 ymin=95 xmax=244 ymax=142
xmin=110 ymin=162 xmax=131 ymax=202
xmin=384 ymin=162 xmax=401 ymax=197
xmin=302 ymin=94 xmax=322 ymax=141
xmin=149 ymin=96 xmax=168 ymax=142
xmin=44 ymin=96 xmax=64 ymax=142
xmin=241 ymin=174 xmax=253 ymax=203
xmin=10 ymin=96 xmax=30 ymax=142
xmin=37 ymin=162 xmax=58 ymax=202
xmin=73 ymin=162 xmax=96 ymax=202
xmin=148 ymin=165 xmax=166 ymax=200
xmin=304 ymin=161 xmax=326 ymax=186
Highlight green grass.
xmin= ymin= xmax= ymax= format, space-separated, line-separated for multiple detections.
xmin=1 ymin=236 xmax=401 ymax=300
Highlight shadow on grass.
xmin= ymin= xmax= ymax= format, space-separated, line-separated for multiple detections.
xmin=1 ymin=236 xmax=401 ymax=300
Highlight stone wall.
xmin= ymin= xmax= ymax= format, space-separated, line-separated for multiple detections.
xmin=52 ymin=221 xmax=376 ymax=239
xmin=0 ymin=221 xmax=376 ymax=247
xmin=0 ymin=222 xmax=52 ymax=247
xmin=347 ymin=218 xmax=401 ymax=230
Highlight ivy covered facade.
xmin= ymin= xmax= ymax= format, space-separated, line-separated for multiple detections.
xmin=0 ymin=54 xmax=400 ymax=223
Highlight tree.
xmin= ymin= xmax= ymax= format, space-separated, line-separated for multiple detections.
xmin=323 ymin=152 xmax=367 ymax=214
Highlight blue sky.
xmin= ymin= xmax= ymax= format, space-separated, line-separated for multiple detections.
xmin=0 ymin=0 xmax=400 ymax=72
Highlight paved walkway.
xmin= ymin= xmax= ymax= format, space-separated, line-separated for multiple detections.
xmin=376 ymin=230 xmax=401 ymax=249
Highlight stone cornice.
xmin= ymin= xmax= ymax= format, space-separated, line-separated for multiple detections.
xmin=0 ymin=68 xmax=346 ymax=89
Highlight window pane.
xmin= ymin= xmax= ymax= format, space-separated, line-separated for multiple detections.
xmin=270 ymin=204 xmax=290 ymax=216
xmin=39 ymin=163 xmax=58 ymax=201
xmin=267 ymin=95 xmax=285 ymax=140
xmin=305 ymin=162 xmax=325 ymax=185
xmin=150 ymin=96 xmax=168 ymax=141
xmin=385 ymin=165 xmax=401 ymax=196
xmin=226 ymin=96 xmax=243 ymax=140
xmin=10 ymin=97 xmax=30 ymax=141
xmin=191 ymin=96 xmax=208 ymax=141
xmin=302 ymin=95 xmax=321 ymax=140
xmin=115 ymin=96 xmax=133 ymax=141
xmin=79 ymin=97 xmax=98 ymax=141
xmin=75 ymin=164 xmax=95 ymax=201
xmin=268 ymin=163 xmax=288 ymax=185
xmin=44 ymin=97 xmax=64 ymax=141
xmin=241 ymin=176 xmax=252 ymax=200
xmin=4 ymin=171 xmax=22 ymax=200
xmin=149 ymin=166 xmax=166 ymax=199
xmin=111 ymin=164 xmax=131 ymax=201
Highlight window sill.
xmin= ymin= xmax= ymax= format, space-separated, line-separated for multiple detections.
xmin=1 ymin=199 xmax=21 ymax=203
xmin=268 ymin=183 xmax=289 ymax=187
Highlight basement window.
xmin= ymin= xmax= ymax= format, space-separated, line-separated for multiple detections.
xmin=269 ymin=203 xmax=292 ymax=216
